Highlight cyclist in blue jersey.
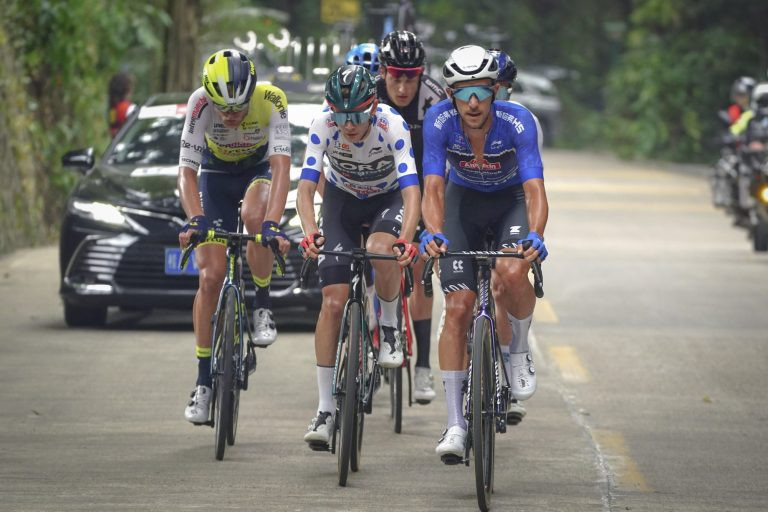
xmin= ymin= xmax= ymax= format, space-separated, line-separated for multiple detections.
xmin=346 ymin=43 xmax=381 ymax=74
xmin=420 ymin=45 xmax=549 ymax=461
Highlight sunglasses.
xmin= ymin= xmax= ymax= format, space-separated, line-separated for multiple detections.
xmin=385 ymin=66 xmax=424 ymax=79
xmin=451 ymin=86 xmax=495 ymax=102
xmin=331 ymin=111 xmax=372 ymax=125
xmin=214 ymin=102 xmax=249 ymax=113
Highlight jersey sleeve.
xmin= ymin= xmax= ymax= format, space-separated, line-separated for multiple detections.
xmin=300 ymin=115 xmax=329 ymax=183
xmin=512 ymin=107 xmax=544 ymax=182
xmin=266 ymin=88 xmax=291 ymax=158
xmin=422 ymin=104 xmax=450 ymax=179
xmin=386 ymin=113 xmax=419 ymax=189
xmin=178 ymin=89 xmax=210 ymax=171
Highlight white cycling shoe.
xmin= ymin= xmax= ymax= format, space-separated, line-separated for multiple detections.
xmin=510 ymin=350 xmax=537 ymax=400
xmin=253 ymin=308 xmax=277 ymax=346
xmin=304 ymin=411 xmax=334 ymax=450
xmin=413 ymin=367 xmax=436 ymax=404
xmin=184 ymin=385 xmax=211 ymax=424
xmin=436 ymin=425 xmax=467 ymax=464
xmin=377 ymin=326 xmax=404 ymax=369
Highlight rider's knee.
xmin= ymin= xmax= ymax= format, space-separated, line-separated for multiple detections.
xmin=445 ymin=293 xmax=475 ymax=323
xmin=496 ymin=260 xmax=528 ymax=291
xmin=321 ymin=289 xmax=346 ymax=317
xmin=199 ymin=267 xmax=225 ymax=296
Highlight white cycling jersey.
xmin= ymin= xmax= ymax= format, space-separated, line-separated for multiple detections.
xmin=300 ymin=105 xmax=419 ymax=199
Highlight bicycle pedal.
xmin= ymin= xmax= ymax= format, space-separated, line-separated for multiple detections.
xmin=506 ymin=412 xmax=523 ymax=426
xmin=415 ymin=399 xmax=431 ymax=405
xmin=308 ymin=441 xmax=330 ymax=452
xmin=440 ymin=454 xmax=464 ymax=466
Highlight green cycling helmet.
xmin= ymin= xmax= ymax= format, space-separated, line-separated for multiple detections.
xmin=325 ymin=65 xmax=376 ymax=111
xmin=202 ymin=49 xmax=256 ymax=107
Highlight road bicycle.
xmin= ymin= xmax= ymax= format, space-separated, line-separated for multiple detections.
xmin=422 ymin=245 xmax=543 ymax=511
xmin=300 ymin=247 xmax=411 ymax=486
xmin=181 ymin=218 xmax=285 ymax=461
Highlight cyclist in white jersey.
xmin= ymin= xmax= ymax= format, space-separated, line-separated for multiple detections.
xmin=297 ymin=65 xmax=421 ymax=449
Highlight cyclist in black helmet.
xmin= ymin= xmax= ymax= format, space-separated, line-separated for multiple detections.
xmin=377 ymin=30 xmax=447 ymax=404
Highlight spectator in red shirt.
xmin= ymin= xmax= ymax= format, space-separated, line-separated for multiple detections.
xmin=108 ymin=72 xmax=136 ymax=137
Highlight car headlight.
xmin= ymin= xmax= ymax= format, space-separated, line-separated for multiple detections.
xmin=70 ymin=200 xmax=128 ymax=226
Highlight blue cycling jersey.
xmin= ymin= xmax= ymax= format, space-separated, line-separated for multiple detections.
xmin=422 ymin=99 xmax=543 ymax=191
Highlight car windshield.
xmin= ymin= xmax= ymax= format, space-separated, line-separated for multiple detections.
xmin=108 ymin=116 xmax=184 ymax=166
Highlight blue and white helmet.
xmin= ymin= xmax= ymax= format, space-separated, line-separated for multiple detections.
xmin=442 ymin=45 xmax=499 ymax=87
xmin=346 ymin=43 xmax=381 ymax=74
xmin=488 ymin=48 xmax=517 ymax=83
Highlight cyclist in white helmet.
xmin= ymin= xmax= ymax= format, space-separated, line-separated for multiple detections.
xmin=421 ymin=45 xmax=549 ymax=462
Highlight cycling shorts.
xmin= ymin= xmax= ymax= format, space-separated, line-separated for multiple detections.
xmin=199 ymin=162 xmax=272 ymax=235
xmin=438 ymin=182 xmax=529 ymax=294
xmin=318 ymin=184 xmax=403 ymax=287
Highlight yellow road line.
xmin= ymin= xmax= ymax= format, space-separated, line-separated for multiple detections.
xmin=548 ymin=345 xmax=590 ymax=383
xmin=533 ymin=299 xmax=559 ymax=324
xmin=592 ymin=430 xmax=652 ymax=492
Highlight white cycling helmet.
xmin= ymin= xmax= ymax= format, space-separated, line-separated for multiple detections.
xmin=442 ymin=45 xmax=499 ymax=87
xmin=751 ymin=82 xmax=768 ymax=113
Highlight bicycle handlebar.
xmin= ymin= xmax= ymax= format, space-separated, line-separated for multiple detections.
xmin=299 ymin=248 xmax=412 ymax=291
xmin=180 ymin=228 xmax=286 ymax=275
xmin=421 ymin=248 xmax=544 ymax=299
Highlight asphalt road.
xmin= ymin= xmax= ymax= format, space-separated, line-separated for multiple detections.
xmin=1 ymin=150 xmax=767 ymax=512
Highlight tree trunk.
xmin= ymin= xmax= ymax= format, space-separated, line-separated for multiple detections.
xmin=163 ymin=0 xmax=201 ymax=92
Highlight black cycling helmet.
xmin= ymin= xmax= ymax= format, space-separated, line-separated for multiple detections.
xmin=379 ymin=30 xmax=425 ymax=68
xmin=488 ymin=48 xmax=517 ymax=83
xmin=325 ymin=65 xmax=377 ymax=111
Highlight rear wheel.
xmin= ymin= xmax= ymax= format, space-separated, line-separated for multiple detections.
xmin=228 ymin=304 xmax=243 ymax=446
xmin=214 ymin=288 xmax=236 ymax=461
xmin=471 ymin=316 xmax=495 ymax=512
xmin=338 ymin=303 xmax=361 ymax=486
xmin=389 ymin=366 xmax=403 ymax=433
xmin=64 ymin=302 xmax=107 ymax=327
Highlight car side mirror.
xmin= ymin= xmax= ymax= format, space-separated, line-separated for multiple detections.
xmin=62 ymin=148 xmax=94 ymax=171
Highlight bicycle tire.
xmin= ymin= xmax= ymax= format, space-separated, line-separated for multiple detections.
xmin=214 ymin=287 xmax=236 ymax=461
xmin=391 ymin=366 xmax=403 ymax=433
xmin=228 ymin=300 xmax=243 ymax=446
xmin=338 ymin=302 xmax=361 ymax=486
xmin=471 ymin=316 xmax=495 ymax=511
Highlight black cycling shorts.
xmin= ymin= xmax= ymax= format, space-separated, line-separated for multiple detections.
xmin=318 ymin=184 xmax=403 ymax=287
xmin=439 ymin=182 xmax=529 ymax=294
xmin=199 ymin=161 xmax=271 ymax=233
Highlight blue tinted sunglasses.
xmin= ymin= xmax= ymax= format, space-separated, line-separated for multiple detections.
xmin=331 ymin=111 xmax=372 ymax=125
xmin=452 ymin=85 xmax=495 ymax=102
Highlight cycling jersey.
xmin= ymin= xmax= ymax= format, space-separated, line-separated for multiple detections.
xmin=422 ymin=99 xmax=543 ymax=192
xmin=300 ymin=105 xmax=419 ymax=199
xmin=376 ymin=73 xmax=446 ymax=180
xmin=178 ymin=85 xmax=291 ymax=171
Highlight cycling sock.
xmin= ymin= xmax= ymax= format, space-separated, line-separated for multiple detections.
xmin=413 ymin=319 xmax=432 ymax=368
xmin=442 ymin=370 xmax=468 ymax=430
xmin=196 ymin=356 xmax=212 ymax=388
xmin=500 ymin=344 xmax=511 ymax=383
xmin=378 ymin=295 xmax=398 ymax=328
xmin=317 ymin=365 xmax=335 ymax=415
xmin=507 ymin=313 xmax=533 ymax=354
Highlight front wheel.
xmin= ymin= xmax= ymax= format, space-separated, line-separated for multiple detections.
xmin=338 ymin=302 xmax=362 ymax=486
xmin=214 ymin=288 xmax=237 ymax=461
xmin=471 ymin=316 xmax=495 ymax=512
xmin=389 ymin=366 xmax=403 ymax=433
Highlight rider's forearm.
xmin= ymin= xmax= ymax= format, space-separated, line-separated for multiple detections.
xmin=523 ymin=178 xmax=549 ymax=235
xmin=264 ymin=154 xmax=291 ymax=224
xmin=422 ymin=174 xmax=445 ymax=234
xmin=178 ymin=166 xmax=204 ymax=218
xmin=399 ymin=184 xmax=421 ymax=241
xmin=296 ymin=179 xmax=320 ymax=235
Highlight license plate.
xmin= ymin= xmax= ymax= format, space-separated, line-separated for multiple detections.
xmin=164 ymin=247 xmax=199 ymax=275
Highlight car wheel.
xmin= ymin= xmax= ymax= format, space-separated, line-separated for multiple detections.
xmin=64 ymin=302 xmax=107 ymax=327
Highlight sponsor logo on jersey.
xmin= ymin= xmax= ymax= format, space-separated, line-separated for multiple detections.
xmin=490 ymin=140 xmax=503 ymax=150
xmin=368 ymin=146 xmax=383 ymax=157
xmin=328 ymin=155 xmax=395 ymax=182
xmin=334 ymin=141 xmax=350 ymax=150
xmin=187 ymin=97 xmax=208 ymax=133
xmin=459 ymin=158 xmax=502 ymax=171
xmin=433 ymin=109 xmax=457 ymax=129
xmin=496 ymin=110 xmax=525 ymax=134
xmin=377 ymin=117 xmax=389 ymax=131
xmin=264 ymin=90 xmax=287 ymax=119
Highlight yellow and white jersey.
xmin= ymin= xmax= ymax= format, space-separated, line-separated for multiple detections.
xmin=179 ymin=84 xmax=291 ymax=170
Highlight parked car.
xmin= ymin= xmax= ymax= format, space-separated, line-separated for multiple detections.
xmin=508 ymin=70 xmax=562 ymax=146
xmin=58 ymin=90 xmax=324 ymax=327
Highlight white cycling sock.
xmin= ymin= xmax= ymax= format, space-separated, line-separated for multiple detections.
xmin=317 ymin=365 xmax=335 ymax=415
xmin=507 ymin=313 xmax=533 ymax=354
xmin=378 ymin=295 xmax=398 ymax=328
xmin=442 ymin=370 xmax=468 ymax=430
xmin=500 ymin=344 xmax=512 ymax=384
